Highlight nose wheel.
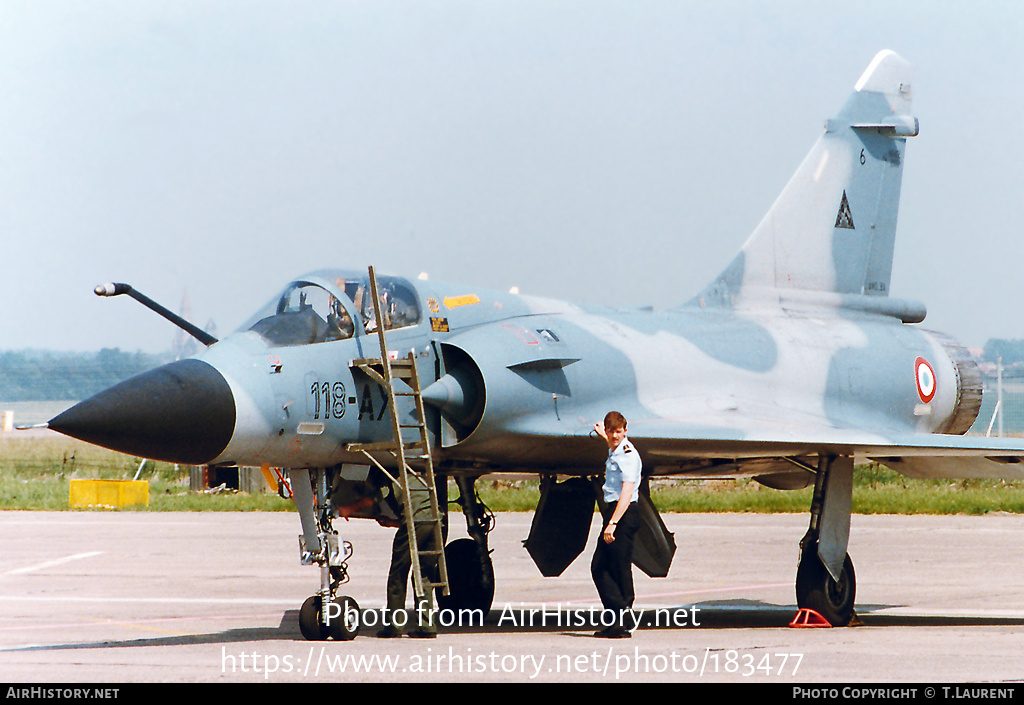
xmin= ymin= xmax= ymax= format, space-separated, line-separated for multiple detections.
xmin=299 ymin=594 xmax=361 ymax=641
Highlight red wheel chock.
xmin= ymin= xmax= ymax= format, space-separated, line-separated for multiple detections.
xmin=789 ymin=608 xmax=832 ymax=627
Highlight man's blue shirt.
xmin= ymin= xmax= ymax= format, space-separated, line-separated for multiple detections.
xmin=602 ymin=438 xmax=642 ymax=503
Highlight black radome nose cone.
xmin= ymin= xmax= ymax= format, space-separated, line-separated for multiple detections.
xmin=49 ymin=359 xmax=236 ymax=465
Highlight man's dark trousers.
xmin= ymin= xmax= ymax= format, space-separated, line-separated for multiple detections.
xmin=591 ymin=502 xmax=641 ymax=622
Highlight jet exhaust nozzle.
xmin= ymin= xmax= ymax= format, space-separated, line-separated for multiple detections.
xmin=48 ymin=359 xmax=236 ymax=465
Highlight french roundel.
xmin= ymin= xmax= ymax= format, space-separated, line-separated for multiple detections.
xmin=915 ymin=357 xmax=936 ymax=403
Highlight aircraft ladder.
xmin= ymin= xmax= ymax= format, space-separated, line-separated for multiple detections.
xmin=346 ymin=266 xmax=449 ymax=612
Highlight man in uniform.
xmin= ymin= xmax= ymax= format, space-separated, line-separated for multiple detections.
xmin=591 ymin=411 xmax=642 ymax=638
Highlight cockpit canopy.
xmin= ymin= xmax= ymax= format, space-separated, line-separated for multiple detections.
xmin=241 ymin=271 xmax=422 ymax=347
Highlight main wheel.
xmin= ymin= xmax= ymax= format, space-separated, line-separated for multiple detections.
xmin=436 ymin=538 xmax=494 ymax=614
xmin=299 ymin=595 xmax=329 ymax=641
xmin=326 ymin=595 xmax=360 ymax=641
xmin=795 ymin=543 xmax=856 ymax=626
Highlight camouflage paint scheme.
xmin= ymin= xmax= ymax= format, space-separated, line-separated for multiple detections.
xmin=50 ymin=51 xmax=1024 ymax=629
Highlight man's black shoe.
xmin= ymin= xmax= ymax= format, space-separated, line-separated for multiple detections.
xmin=595 ymin=625 xmax=631 ymax=639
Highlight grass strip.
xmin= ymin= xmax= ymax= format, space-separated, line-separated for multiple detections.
xmin=4 ymin=436 xmax=1024 ymax=514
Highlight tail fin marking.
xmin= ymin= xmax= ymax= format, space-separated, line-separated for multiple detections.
xmin=693 ymin=50 xmax=919 ymax=311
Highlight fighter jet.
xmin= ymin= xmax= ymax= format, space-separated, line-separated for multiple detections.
xmin=49 ymin=50 xmax=1024 ymax=637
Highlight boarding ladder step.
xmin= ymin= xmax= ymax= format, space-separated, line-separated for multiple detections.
xmin=345 ymin=265 xmax=449 ymax=608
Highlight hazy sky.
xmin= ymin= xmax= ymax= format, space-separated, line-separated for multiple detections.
xmin=2 ymin=0 xmax=1021 ymax=354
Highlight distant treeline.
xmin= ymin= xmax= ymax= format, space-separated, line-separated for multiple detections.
xmin=983 ymin=339 xmax=1024 ymax=369
xmin=0 ymin=349 xmax=170 ymax=401
xmin=2 ymin=339 xmax=1023 ymax=402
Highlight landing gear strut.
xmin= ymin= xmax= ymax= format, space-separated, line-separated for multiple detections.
xmin=291 ymin=468 xmax=361 ymax=641
xmin=438 ymin=475 xmax=495 ymax=614
xmin=795 ymin=454 xmax=856 ymax=626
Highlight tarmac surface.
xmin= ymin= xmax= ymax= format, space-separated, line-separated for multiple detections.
xmin=2 ymin=510 xmax=1024 ymax=683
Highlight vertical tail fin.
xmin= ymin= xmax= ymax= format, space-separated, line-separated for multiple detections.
xmin=696 ymin=50 xmax=919 ymax=308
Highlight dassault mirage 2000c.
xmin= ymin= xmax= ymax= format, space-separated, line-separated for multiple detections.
xmin=48 ymin=50 xmax=1024 ymax=638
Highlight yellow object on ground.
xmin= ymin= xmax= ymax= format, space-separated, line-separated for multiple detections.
xmin=69 ymin=479 xmax=149 ymax=508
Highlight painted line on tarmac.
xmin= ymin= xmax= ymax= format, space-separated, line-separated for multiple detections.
xmin=0 ymin=595 xmax=299 ymax=604
xmin=1 ymin=551 xmax=104 ymax=576
xmin=0 ymin=611 xmax=287 ymax=635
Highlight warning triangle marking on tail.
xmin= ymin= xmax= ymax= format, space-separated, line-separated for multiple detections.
xmin=835 ymin=190 xmax=855 ymax=230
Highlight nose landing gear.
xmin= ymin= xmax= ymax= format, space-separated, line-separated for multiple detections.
xmin=292 ymin=467 xmax=362 ymax=641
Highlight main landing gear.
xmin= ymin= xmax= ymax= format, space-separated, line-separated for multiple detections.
xmin=794 ymin=454 xmax=856 ymax=627
xmin=795 ymin=539 xmax=856 ymax=626
xmin=437 ymin=475 xmax=495 ymax=614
